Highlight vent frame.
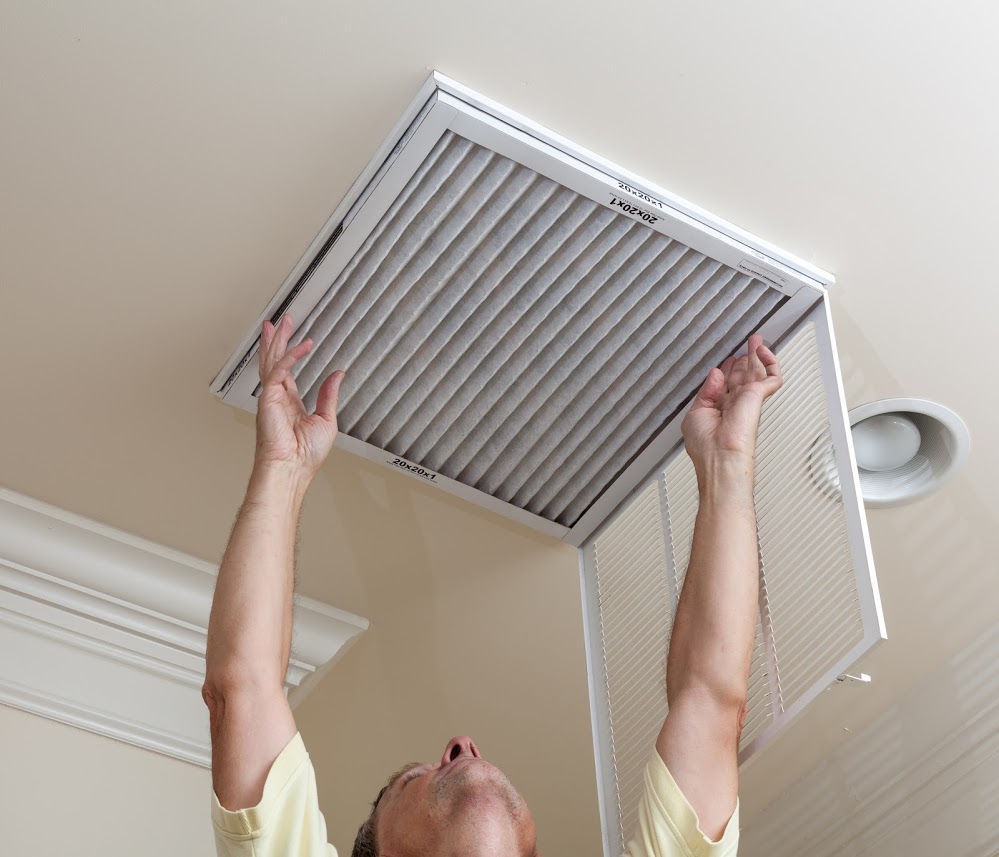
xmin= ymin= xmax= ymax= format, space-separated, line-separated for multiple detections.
xmin=211 ymin=72 xmax=834 ymax=544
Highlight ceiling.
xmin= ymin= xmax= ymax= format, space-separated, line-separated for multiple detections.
xmin=2 ymin=1 xmax=997 ymax=854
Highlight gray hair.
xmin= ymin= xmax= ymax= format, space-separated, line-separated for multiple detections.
xmin=350 ymin=784 xmax=387 ymax=857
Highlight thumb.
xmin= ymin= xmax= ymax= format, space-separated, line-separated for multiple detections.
xmin=690 ymin=367 xmax=725 ymax=411
xmin=314 ymin=371 xmax=345 ymax=423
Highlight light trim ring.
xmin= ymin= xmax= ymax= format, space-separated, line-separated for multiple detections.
xmin=847 ymin=398 xmax=970 ymax=508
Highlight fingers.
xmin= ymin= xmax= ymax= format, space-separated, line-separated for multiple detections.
xmin=748 ymin=333 xmax=764 ymax=379
xmin=725 ymin=333 xmax=783 ymax=395
xmin=258 ymin=320 xmax=274 ymax=382
xmin=691 ymin=366 xmax=725 ymax=411
xmin=260 ymin=313 xmax=313 ymax=392
xmin=268 ymin=338 xmax=313 ymax=386
xmin=315 ymin=371 xmax=346 ymax=423
xmin=756 ymin=341 xmax=783 ymax=395
xmin=728 ymin=352 xmax=749 ymax=390
xmin=275 ymin=314 xmax=294 ymax=360
xmin=259 ymin=315 xmax=300 ymax=383
xmin=730 ymin=334 xmax=764 ymax=388
xmin=718 ymin=355 xmax=737 ymax=379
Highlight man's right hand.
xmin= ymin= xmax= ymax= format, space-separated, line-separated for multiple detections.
xmin=255 ymin=314 xmax=345 ymax=481
xmin=680 ymin=332 xmax=783 ymax=480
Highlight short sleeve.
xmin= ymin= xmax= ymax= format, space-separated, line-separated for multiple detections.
xmin=621 ymin=752 xmax=739 ymax=857
xmin=211 ymin=731 xmax=338 ymax=857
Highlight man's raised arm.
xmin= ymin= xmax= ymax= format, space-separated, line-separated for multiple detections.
xmin=656 ymin=333 xmax=782 ymax=840
xmin=201 ymin=315 xmax=344 ymax=811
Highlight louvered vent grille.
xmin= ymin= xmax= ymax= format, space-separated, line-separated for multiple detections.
xmin=662 ymin=450 xmax=776 ymax=748
xmin=267 ymin=131 xmax=786 ymax=526
xmin=753 ymin=324 xmax=864 ymax=708
xmin=588 ymin=321 xmax=865 ymax=848
xmin=590 ymin=481 xmax=671 ymax=847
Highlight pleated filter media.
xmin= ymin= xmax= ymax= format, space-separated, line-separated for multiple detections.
xmin=585 ymin=322 xmax=870 ymax=853
xmin=262 ymin=130 xmax=786 ymax=528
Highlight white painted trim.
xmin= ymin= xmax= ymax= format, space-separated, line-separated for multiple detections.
xmin=0 ymin=488 xmax=368 ymax=767
xmin=578 ymin=543 xmax=620 ymax=857
xmin=809 ymin=299 xmax=887 ymax=643
xmin=0 ymin=676 xmax=211 ymax=764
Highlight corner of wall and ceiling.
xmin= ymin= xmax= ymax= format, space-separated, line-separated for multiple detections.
xmin=0 ymin=487 xmax=368 ymax=767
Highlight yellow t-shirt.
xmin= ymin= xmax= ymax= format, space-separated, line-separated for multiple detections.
xmin=211 ymin=733 xmax=338 ymax=857
xmin=621 ymin=751 xmax=739 ymax=857
xmin=211 ymin=732 xmax=738 ymax=857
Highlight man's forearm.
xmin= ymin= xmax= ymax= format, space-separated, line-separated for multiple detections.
xmin=204 ymin=463 xmax=309 ymax=692
xmin=666 ymin=456 xmax=759 ymax=709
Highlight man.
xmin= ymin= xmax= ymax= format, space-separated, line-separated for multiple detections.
xmin=203 ymin=314 xmax=783 ymax=857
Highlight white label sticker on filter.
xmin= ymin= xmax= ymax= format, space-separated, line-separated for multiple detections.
xmin=607 ymin=193 xmax=662 ymax=225
xmin=387 ymin=456 xmax=439 ymax=483
xmin=738 ymin=258 xmax=791 ymax=291
xmin=615 ymin=181 xmax=667 ymax=211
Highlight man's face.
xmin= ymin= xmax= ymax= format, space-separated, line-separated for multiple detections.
xmin=373 ymin=736 xmax=538 ymax=857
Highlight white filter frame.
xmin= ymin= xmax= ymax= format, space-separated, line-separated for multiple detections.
xmin=211 ymin=72 xmax=834 ymax=546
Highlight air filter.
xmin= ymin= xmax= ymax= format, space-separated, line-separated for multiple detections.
xmin=212 ymin=73 xmax=836 ymax=545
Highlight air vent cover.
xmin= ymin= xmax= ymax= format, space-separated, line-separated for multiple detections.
xmin=580 ymin=312 xmax=885 ymax=857
xmin=212 ymin=73 xmax=832 ymax=545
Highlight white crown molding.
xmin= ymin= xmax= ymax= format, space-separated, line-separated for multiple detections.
xmin=0 ymin=487 xmax=368 ymax=768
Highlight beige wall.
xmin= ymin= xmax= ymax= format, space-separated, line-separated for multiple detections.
xmin=0 ymin=702 xmax=214 ymax=856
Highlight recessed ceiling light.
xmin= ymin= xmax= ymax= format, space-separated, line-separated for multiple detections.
xmin=851 ymin=413 xmax=922 ymax=472
xmin=810 ymin=398 xmax=970 ymax=507
xmin=849 ymin=399 xmax=970 ymax=507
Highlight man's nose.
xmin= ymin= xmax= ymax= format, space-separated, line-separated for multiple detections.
xmin=441 ymin=736 xmax=481 ymax=766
